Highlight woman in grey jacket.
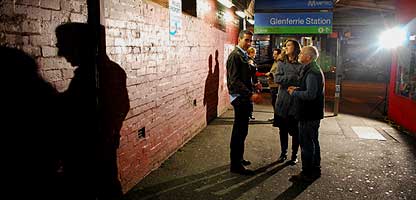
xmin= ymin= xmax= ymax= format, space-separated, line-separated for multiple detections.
xmin=273 ymin=39 xmax=302 ymax=165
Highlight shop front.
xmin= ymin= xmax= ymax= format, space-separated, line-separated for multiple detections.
xmin=387 ymin=0 xmax=416 ymax=134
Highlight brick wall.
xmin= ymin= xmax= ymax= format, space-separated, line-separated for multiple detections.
xmin=0 ymin=0 xmax=88 ymax=91
xmin=104 ymin=0 xmax=237 ymax=191
xmin=1 ymin=0 xmax=239 ymax=193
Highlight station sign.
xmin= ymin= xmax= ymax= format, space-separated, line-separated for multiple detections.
xmin=255 ymin=0 xmax=333 ymax=10
xmin=254 ymin=12 xmax=333 ymax=34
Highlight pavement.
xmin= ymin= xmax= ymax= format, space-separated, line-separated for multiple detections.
xmin=124 ymin=94 xmax=416 ymax=200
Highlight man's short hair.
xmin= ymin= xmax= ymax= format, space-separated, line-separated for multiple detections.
xmin=303 ymin=46 xmax=319 ymax=61
xmin=273 ymin=48 xmax=282 ymax=54
xmin=238 ymin=30 xmax=253 ymax=39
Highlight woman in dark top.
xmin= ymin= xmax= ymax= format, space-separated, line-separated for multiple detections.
xmin=273 ymin=39 xmax=303 ymax=165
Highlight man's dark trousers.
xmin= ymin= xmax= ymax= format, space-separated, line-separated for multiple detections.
xmin=230 ymin=97 xmax=251 ymax=166
xmin=298 ymin=120 xmax=321 ymax=174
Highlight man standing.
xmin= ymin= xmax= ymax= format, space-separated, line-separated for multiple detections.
xmin=287 ymin=46 xmax=324 ymax=181
xmin=226 ymin=30 xmax=255 ymax=175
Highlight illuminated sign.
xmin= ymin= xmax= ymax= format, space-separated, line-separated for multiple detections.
xmin=254 ymin=12 xmax=332 ymax=34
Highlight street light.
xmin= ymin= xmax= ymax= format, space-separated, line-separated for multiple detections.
xmin=378 ymin=27 xmax=407 ymax=49
xmin=375 ymin=26 xmax=408 ymax=115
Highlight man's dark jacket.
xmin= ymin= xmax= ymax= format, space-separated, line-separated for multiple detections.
xmin=226 ymin=47 xmax=253 ymax=97
xmin=295 ymin=61 xmax=325 ymax=120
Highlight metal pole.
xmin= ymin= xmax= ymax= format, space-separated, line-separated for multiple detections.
xmin=334 ymin=33 xmax=342 ymax=116
xmin=87 ymin=0 xmax=100 ymax=107
xmin=87 ymin=0 xmax=105 ymax=131
xmin=382 ymin=50 xmax=391 ymax=116
xmin=87 ymin=0 xmax=105 ymax=52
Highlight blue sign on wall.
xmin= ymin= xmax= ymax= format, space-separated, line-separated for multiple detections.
xmin=255 ymin=0 xmax=333 ymax=10
xmin=169 ymin=0 xmax=182 ymax=39
xmin=254 ymin=12 xmax=333 ymax=34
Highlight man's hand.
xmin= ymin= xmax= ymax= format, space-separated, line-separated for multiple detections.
xmin=287 ymin=86 xmax=299 ymax=95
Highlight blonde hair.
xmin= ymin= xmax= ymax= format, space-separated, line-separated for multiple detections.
xmin=247 ymin=47 xmax=256 ymax=54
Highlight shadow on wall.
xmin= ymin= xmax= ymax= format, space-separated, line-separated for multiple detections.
xmin=2 ymin=22 xmax=130 ymax=200
xmin=204 ymin=50 xmax=220 ymax=123
xmin=2 ymin=46 xmax=62 ymax=199
xmin=55 ymin=22 xmax=130 ymax=199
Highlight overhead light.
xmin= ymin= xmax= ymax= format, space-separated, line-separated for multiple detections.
xmin=235 ymin=10 xmax=246 ymax=18
xmin=217 ymin=0 xmax=234 ymax=8
xmin=247 ymin=18 xmax=254 ymax=25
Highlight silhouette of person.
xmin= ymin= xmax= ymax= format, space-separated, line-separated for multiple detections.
xmin=56 ymin=22 xmax=129 ymax=199
xmin=96 ymin=52 xmax=130 ymax=199
xmin=2 ymin=46 xmax=62 ymax=198
xmin=203 ymin=50 xmax=219 ymax=123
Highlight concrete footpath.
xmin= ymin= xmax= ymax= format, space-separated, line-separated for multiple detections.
xmin=124 ymin=101 xmax=416 ymax=200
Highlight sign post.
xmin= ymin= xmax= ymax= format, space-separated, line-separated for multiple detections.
xmin=334 ymin=36 xmax=342 ymax=116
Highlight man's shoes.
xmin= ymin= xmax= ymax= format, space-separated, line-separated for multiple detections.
xmin=277 ymin=154 xmax=287 ymax=163
xmin=230 ymin=165 xmax=254 ymax=175
xmin=289 ymin=171 xmax=321 ymax=182
xmin=287 ymin=158 xmax=298 ymax=165
xmin=241 ymin=159 xmax=251 ymax=166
